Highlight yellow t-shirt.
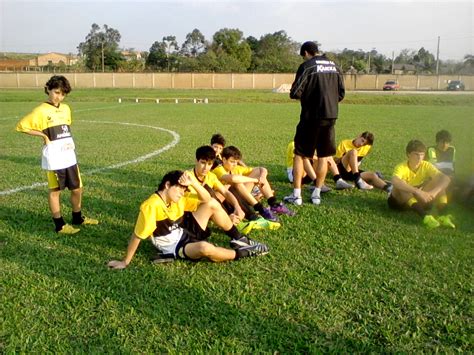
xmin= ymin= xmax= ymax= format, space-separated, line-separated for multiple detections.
xmin=16 ymin=102 xmax=77 ymax=170
xmin=286 ymin=141 xmax=295 ymax=169
xmin=212 ymin=165 xmax=253 ymax=180
xmin=335 ymin=139 xmax=372 ymax=161
xmin=393 ymin=160 xmax=440 ymax=187
xmin=186 ymin=169 xmax=224 ymax=199
xmin=134 ymin=193 xmax=199 ymax=239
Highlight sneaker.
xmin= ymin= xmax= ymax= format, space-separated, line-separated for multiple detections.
xmin=356 ymin=179 xmax=373 ymax=190
xmin=437 ymin=215 xmax=455 ymax=229
xmin=260 ymin=207 xmax=279 ymax=222
xmin=237 ymin=242 xmax=269 ymax=258
xmin=58 ymin=224 xmax=80 ymax=235
xmin=311 ymin=195 xmax=321 ymax=205
xmin=423 ymin=215 xmax=440 ymax=229
xmin=81 ymin=217 xmax=99 ymax=225
xmin=252 ymin=217 xmax=281 ymax=230
xmin=283 ymin=194 xmax=303 ymax=206
xmin=230 ymin=236 xmax=259 ymax=249
xmin=336 ymin=179 xmax=354 ymax=190
xmin=270 ymin=202 xmax=296 ymax=216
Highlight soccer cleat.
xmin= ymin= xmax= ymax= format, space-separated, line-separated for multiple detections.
xmin=81 ymin=217 xmax=99 ymax=225
xmin=423 ymin=215 xmax=440 ymax=229
xmin=283 ymin=194 xmax=303 ymax=206
xmin=252 ymin=217 xmax=281 ymax=230
xmin=260 ymin=207 xmax=279 ymax=222
xmin=356 ymin=179 xmax=373 ymax=190
xmin=58 ymin=224 xmax=80 ymax=235
xmin=383 ymin=183 xmax=393 ymax=194
xmin=151 ymin=253 xmax=175 ymax=264
xmin=336 ymin=179 xmax=354 ymax=190
xmin=270 ymin=202 xmax=296 ymax=216
xmin=437 ymin=215 xmax=455 ymax=229
xmin=237 ymin=242 xmax=269 ymax=258
xmin=237 ymin=220 xmax=257 ymax=235
xmin=230 ymin=236 xmax=259 ymax=249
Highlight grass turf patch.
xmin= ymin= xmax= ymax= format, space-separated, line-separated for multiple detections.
xmin=1 ymin=90 xmax=473 ymax=352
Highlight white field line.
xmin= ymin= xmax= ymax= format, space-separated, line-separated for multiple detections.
xmin=0 ymin=120 xmax=180 ymax=196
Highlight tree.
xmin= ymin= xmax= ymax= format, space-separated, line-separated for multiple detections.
xmin=413 ymin=47 xmax=436 ymax=73
xmin=146 ymin=36 xmax=179 ymax=71
xmin=210 ymin=28 xmax=251 ymax=72
xmin=77 ymin=23 xmax=123 ymax=71
xmin=249 ymin=30 xmax=301 ymax=72
xmin=181 ymin=29 xmax=206 ymax=57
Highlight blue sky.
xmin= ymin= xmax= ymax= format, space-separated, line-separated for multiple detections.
xmin=0 ymin=0 xmax=472 ymax=60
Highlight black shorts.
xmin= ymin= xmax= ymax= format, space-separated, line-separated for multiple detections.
xmin=337 ymin=162 xmax=364 ymax=181
xmin=175 ymin=212 xmax=211 ymax=260
xmin=387 ymin=194 xmax=409 ymax=211
xmin=294 ymin=119 xmax=336 ymax=158
xmin=47 ymin=164 xmax=82 ymax=190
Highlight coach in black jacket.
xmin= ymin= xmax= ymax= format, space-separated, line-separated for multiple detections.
xmin=285 ymin=41 xmax=345 ymax=206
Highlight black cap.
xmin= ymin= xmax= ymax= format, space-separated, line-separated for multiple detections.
xmin=300 ymin=41 xmax=319 ymax=56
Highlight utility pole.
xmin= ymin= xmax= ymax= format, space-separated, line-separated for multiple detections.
xmin=367 ymin=52 xmax=371 ymax=73
xmin=101 ymin=41 xmax=105 ymax=73
xmin=435 ymin=36 xmax=440 ymax=75
xmin=391 ymin=51 xmax=395 ymax=75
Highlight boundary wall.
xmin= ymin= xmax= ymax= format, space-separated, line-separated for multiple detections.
xmin=0 ymin=72 xmax=472 ymax=90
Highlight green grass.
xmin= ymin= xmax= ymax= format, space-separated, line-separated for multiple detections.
xmin=1 ymin=90 xmax=473 ymax=352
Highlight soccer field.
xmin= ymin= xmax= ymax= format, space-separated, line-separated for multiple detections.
xmin=1 ymin=90 xmax=473 ymax=352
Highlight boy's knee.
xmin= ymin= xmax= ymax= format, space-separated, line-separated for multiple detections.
xmin=194 ymin=242 xmax=216 ymax=257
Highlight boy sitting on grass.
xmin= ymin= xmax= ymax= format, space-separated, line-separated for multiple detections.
xmin=107 ymin=170 xmax=269 ymax=269
xmin=388 ymin=139 xmax=455 ymax=229
xmin=15 ymin=75 xmax=98 ymax=235
xmin=212 ymin=146 xmax=294 ymax=222
xmin=334 ymin=131 xmax=392 ymax=192
xmin=187 ymin=146 xmax=280 ymax=234
xmin=427 ymin=129 xmax=456 ymax=177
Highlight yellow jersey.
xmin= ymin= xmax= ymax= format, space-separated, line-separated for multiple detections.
xmin=393 ymin=160 xmax=440 ymax=187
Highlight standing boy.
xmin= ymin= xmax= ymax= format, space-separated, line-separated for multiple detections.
xmin=388 ymin=140 xmax=454 ymax=229
xmin=15 ymin=75 xmax=98 ymax=234
xmin=285 ymin=41 xmax=345 ymax=206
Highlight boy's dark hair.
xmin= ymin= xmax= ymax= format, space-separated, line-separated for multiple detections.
xmin=222 ymin=146 xmax=242 ymax=160
xmin=361 ymin=131 xmax=374 ymax=145
xmin=406 ymin=140 xmax=426 ymax=154
xmin=157 ymin=170 xmax=184 ymax=191
xmin=300 ymin=41 xmax=319 ymax=56
xmin=44 ymin=75 xmax=72 ymax=95
xmin=435 ymin=130 xmax=452 ymax=143
xmin=196 ymin=145 xmax=216 ymax=161
xmin=210 ymin=133 xmax=226 ymax=146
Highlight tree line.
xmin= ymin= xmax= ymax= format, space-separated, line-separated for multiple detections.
xmin=77 ymin=24 xmax=474 ymax=74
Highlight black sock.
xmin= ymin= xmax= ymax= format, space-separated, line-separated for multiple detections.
xmin=333 ymin=174 xmax=341 ymax=183
xmin=72 ymin=211 xmax=84 ymax=225
xmin=53 ymin=217 xmax=66 ymax=232
xmin=225 ymin=225 xmax=241 ymax=240
xmin=353 ymin=172 xmax=361 ymax=182
xmin=411 ymin=203 xmax=427 ymax=217
xmin=253 ymin=202 xmax=264 ymax=214
xmin=235 ymin=247 xmax=249 ymax=259
xmin=267 ymin=196 xmax=277 ymax=207
xmin=383 ymin=183 xmax=391 ymax=192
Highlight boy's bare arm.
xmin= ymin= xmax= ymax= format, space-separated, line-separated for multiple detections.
xmin=21 ymin=129 xmax=50 ymax=144
xmin=219 ymin=173 xmax=258 ymax=185
xmin=108 ymin=233 xmax=142 ymax=269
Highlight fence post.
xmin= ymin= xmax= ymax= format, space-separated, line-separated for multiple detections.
xmin=212 ymin=73 xmax=215 ymax=89
xmin=132 ymin=73 xmax=136 ymax=88
xmin=112 ymin=72 xmax=116 ymax=88
xmin=252 ymin=73 xmax=255 ymax=89
xmin=192 ymin=73 xmax=194 ymax=89
xmin=172 ymin=73 xmax=175 ymax=89
xmin=152 ymin=73 xmax=155 ymax=88
xmin=93 ymin=73 xmax=96 ymax=88
xmin=16 ymin=72 xmax=20 ymax=88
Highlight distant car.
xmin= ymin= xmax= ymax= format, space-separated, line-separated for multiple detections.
xmin=383 ymin=80 xmax=400 ymax=91
xmin=447 ymin=80 xmax=465 ymax=91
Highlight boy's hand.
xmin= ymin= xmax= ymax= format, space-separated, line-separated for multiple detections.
xmin=229 ymin=213 xmax=242 ymax=225
xmin=107 ymin=260 xmax=127 ymax=270
xmin=415 ymin=189 xmax=434 ymax=204
xmin=179 ymin=171 xmax=193 ymax=187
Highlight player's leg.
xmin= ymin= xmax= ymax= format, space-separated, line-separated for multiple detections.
xmin=183 ymin=241 xmax=237 ymax=262
xmin=421 ymin=178 xmax=454 ymax=228
xmin=361 ymin=171 xmax=391 ymax=191
xmin=67 ymin=165 xmax=98 ymax=226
